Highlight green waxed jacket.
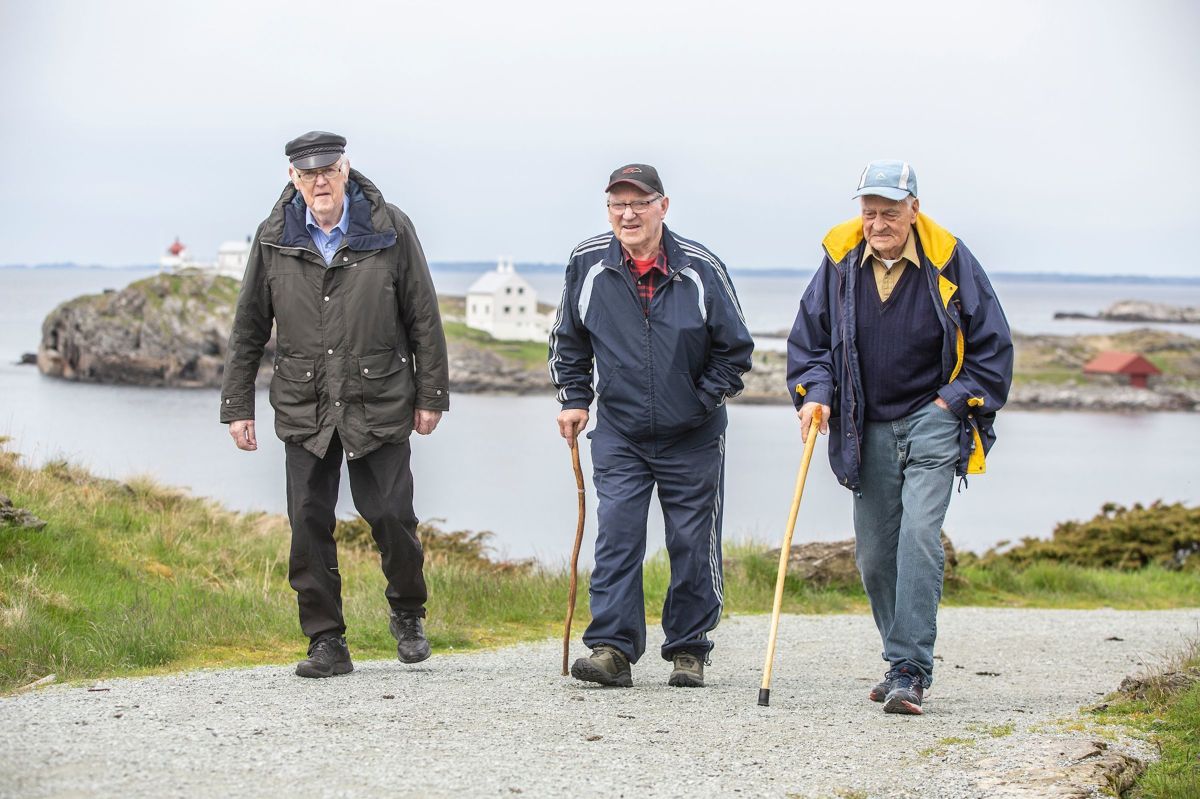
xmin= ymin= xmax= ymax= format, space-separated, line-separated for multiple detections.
xmin=219 ymin=169 xmax=449 ymax=461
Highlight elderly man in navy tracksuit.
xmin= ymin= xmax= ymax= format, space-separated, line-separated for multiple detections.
xmin=549 ymin=163 xmax=754 ymax=688
xmin=788 ymin=160 xmax=1013 ymax=714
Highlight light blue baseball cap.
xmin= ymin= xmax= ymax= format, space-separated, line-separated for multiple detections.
xmin=853 ymin=159 xmax=918 ymax=201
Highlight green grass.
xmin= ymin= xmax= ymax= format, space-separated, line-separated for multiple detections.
xmin=919 ymin=736 xmax=977 ymax=757
xmin=441 ymin=320 xmax=547 ymax=369
xmin=1090 ymin=640 xmax=1200 ymax=798
xmin=947 ymin=562 xmax=1200 ymax=609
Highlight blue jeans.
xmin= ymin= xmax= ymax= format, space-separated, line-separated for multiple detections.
xmin=853 ymin=401 xmax=959 ymax=687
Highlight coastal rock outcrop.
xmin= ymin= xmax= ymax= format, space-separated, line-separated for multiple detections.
xmin=37 ymin=270 xmax=272 ymax=388
xmin=765 ymin=534 xmax=959 ymax=587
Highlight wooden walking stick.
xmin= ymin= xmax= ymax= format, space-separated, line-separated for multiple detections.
xmin=758 ymin=407 xmax=823 ymax=706
xmin=562 ymin=436 xmax=586 ymax=675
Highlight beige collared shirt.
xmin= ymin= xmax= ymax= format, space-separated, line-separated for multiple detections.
xmin=861 ymin=227 xmax=920 ymax=302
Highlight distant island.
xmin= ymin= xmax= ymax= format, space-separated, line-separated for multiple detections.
xmin=32 ymin=271 xmax=1200 ymax=412
xmin=1054 ymin=300 xmax=1200 ymax=324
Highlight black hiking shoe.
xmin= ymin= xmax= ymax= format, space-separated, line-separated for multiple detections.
xmin=882 ymin=667 xmax=924 ymax=715
xmin=389 ymin=611 xmax=432 ymax=664
xmin=869 ymin=669 xmax=897 ymax=702
xmin=295 ymin=635 xmax=353 ymax=678
xmin=570 ymin=644 xmax=633 ymax=687
xmin=667 ymin=651 xmax=705 ymax=688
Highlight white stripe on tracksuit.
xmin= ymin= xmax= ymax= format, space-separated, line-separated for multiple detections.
xmin=549 ymin=234 xmax=612 ymax=404
xmin=677 ymin=242 xmax=746 ymax=326
xmin=708 ymin=433 xmax=726 ymax=610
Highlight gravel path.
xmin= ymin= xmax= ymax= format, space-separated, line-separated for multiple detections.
xmin=3 ymin=608 xmax=1198 ymax=799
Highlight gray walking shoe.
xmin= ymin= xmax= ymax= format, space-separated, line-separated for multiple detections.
xmin=869 ymin=669 xmax=897 ymax=702
xmin=570 ymin=644 xmax=633 ymax=687
xmin=882 ymin=668 xmax=925 ymax=715
xmin=667 ymin=651 xmax=705 ymax=687
xmin=389 ymin=611 xmax=432 ymax=663
xmin=295 ymin=635 xmax=353 ymax=678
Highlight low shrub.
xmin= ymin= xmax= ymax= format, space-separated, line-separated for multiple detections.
xmin=984 ymin=501 xmax=1200 ymax=571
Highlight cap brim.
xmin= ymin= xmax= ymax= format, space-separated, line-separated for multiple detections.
xmin=291 ymin=151 xmax=342 ymax=170
xmin=853 ymin=186 xmax=911 ymax=201
xmin=606 ymin=178 xmax=659 ymax=195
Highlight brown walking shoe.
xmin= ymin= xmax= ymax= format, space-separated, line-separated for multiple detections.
xmin=667 ymin=651 xmax=705 ymax=687
xmin=570 ymin=644 xmax=633 ymax=687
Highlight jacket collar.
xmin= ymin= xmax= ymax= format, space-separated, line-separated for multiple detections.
xmin=273 ymin=169 xmax=399 ymax=252
xmin=603 ymin=224 xmax=692 ymax=272
xmin=823 ymin=212 xmax=958 ymax=270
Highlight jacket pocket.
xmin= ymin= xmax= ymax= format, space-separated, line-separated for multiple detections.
xmin=269 ymin=356 xmax=318 ymax=440
xmin=597 ymin=365 xmax=645 ymax=437
xmin=655 ymin=370 xmax=711 ymax=436
xmin=357 ymin=351 xmax=413 ymax=430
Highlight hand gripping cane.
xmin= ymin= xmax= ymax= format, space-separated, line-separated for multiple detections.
xmin=758 ymin=406 xmax=823 ymax=706
xmin=562 ymin=437 xmax=586 ymax=675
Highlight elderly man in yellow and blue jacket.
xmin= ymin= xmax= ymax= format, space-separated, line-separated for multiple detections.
xmin=787 ymin=160 xmax=1013 ymax=715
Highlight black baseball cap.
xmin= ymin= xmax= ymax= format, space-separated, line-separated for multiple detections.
xmin=605 ymin=163 xmax=664 ymax=196
xmin=285 ymin=131 xmax=346 ymax=170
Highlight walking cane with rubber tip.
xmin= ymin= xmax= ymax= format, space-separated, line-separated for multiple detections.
xmin=758 ymin=406 xmax=823 ymax=707
xmin=562 ymin=436 xmax=586 ymax=676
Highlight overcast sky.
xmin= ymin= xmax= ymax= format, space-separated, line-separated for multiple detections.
xmin=1 ymin=1 xmax=1197 ymax=275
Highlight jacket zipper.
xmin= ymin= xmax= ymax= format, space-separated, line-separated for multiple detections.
xmin=606 ymin=259 xmax=683 ymax=442
xmin=838 ymin=263 xmax=863 ymax=480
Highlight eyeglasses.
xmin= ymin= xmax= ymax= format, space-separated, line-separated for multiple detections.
xmin=294 ymin=165 xmax=344 ymax=184
xmin=606 ymin=197 xmax=662 ymax=215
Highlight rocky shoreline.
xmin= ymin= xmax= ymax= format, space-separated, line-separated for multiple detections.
xmin=1054 ymin=299 xmax=1200 ymax=324
xmin=34 ymin=272 xmax=1200 ymax=412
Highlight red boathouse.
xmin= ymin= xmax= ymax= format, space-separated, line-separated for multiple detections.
xmin=1082 ymin=351 xmax=1162 ymax=389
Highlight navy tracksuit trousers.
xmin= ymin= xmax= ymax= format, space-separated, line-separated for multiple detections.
xmin=583 ymin=426 xmax=726 ymax=663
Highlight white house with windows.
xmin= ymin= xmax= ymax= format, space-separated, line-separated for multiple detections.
xmin=466 ymin=258 xmax=550 ymax=342
xmin=215 ymin=237 xmax=252 ymax=278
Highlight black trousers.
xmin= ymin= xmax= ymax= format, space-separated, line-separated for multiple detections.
xmin=284 ymin=431 xmax=427 ymax=642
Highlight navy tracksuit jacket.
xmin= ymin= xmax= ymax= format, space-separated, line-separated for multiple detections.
xmin=549 ymin=226 xmax=754 ymax=662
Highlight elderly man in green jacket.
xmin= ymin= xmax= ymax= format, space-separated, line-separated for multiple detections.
xmin=221 ymin=131 xmax=450 ymax=678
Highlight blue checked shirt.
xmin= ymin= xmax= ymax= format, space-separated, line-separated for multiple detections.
xmin=306 ymin=195 xmax=350 ymax=265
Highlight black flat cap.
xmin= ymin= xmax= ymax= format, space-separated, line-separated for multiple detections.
xmin=285 ymin=131 xmax=346 ymax=170
xmin=605 ymin=163 xmax=664 ymax=196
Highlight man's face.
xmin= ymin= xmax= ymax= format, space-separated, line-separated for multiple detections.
xmin=290 ymin=159 xmax=348 ymax=218
xmin=607 ymin=184 xmax=669 ymax=254
xmin=860 ymin=194 xmax=919 ymax=259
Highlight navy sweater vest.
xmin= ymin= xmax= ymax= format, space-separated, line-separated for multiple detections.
xmin=855 ymin=264 xmax=943 ymax=422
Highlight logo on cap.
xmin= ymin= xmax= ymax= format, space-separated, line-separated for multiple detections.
xmin=622 ymin=167 xmax=643 ymax=174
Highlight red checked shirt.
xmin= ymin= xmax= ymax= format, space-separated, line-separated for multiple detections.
xmin=623 ymin=246 xmax=669 ymax=316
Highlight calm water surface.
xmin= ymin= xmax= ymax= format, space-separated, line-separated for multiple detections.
xmin=2 ymin=267 xmax=1197 ymax=563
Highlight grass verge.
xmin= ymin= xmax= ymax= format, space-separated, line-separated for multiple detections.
xmin=1089 ymin=639 xmax=1200 ymax=798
